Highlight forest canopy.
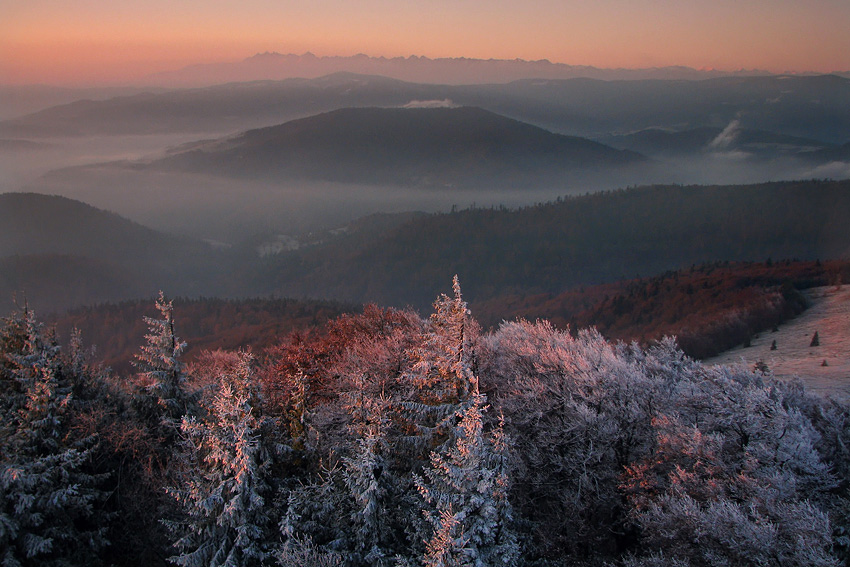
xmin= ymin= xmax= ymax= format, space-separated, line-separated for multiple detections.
xmin=1 ymin=281 xmax=848 ymax=566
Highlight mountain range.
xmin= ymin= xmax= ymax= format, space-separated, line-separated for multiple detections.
xmin=145 ymin=52 xmax=783 ymax=87
xmin=4 ymin=73 xmax=850 ymax=144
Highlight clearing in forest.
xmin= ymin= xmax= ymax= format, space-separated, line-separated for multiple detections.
xmin=706 ymin=286 xmax=850 ymax=399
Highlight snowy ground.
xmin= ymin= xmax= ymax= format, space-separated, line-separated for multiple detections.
xmin=706 ymin=286 xmax=850 ymax=399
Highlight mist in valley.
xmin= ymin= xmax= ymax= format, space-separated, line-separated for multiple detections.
xmin=1 ymin=72 xmax=849 ymax=318
xmin=7 ymin=128 xmax=848 ymax=244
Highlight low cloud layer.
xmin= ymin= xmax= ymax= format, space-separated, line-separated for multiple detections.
xmin=402 ymin=99 xmax=455 ymax=109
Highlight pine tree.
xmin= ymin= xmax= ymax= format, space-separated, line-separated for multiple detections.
xmin=166 ymin=351 xmax=277 ymax=567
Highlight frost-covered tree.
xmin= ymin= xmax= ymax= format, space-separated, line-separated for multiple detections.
xmin=621 ymin=414 xmax=838 ymax=566
xmin=279 ymin=461 xmax=352 ymax=557
xmin=409 ymin=279 xmax=519 ymax=567
xmin=341 ymin=374 xmax=393 ymax=565
xmin=0 ymin=309 xmax=29 ymax=423
xmin=402 ymin=276 xmax=482 ymax=464
xmin=409 ymin=276 xmax=479 ymax=404
xmin=133 ymin=292 xmax=192 ymax=434
xmin=415 ymin=396 xmax=519 ymax=567
xmin=479 ymin=321 xmax=661 ymax=558
xmin=166 ymin=351 xmax=278 ymax=567
xmin=278 ymin=536 xmax=343 ymax=567
xmin=0 ymin=310 xmax=109 ymax=566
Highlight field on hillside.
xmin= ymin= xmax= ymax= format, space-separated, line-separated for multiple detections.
xmin=707 ymin=285 xmax=850 ymax=398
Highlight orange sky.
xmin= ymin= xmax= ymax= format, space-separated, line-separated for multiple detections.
xmin=2 ymin=0 xmax=849 ymax=85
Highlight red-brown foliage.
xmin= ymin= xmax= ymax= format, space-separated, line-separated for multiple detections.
xmin=50 ymin=296 xmax=356 ymax=374
xmin=473 ymin=259 xmax=850 ymax=359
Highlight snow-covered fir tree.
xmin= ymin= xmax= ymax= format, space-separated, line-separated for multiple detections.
xmin=410 ymin=279 xmax=519 ymax=567
xmin=133 ymin=292 xmax=193 ymax=435
xmin=411 ymin=276 xmax=479 ymax=403
xmin=0 ymin=310 xmax=109 ymax=566
xmin=166 ymin=351 xmax=278 ymax=567
xmin=403 ymin=276 xmax=481 ymax=457
xmin=415 ymin=395 xmax=519 ymax=567
xmin=341 ymin=374 xmax=393 ymax=565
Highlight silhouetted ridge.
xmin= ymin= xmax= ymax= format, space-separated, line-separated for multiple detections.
xmin=0 ymin=193 xmax=229 ymax=313
xmin=0 ymin=193 xmax=178 ymax=262
xmin=155 ymin=106 xmax=644 ymax=186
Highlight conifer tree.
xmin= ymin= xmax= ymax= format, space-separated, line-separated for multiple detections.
xmin=413 ymin=275 xmax=479 ymax=403
xmin=411 ymin=278 xmax=519 ymax=566
xmin=166 ymin=351 xmax=277 ymax=567
xmin=0 ymin=310 xmax=109 ymax=566
xmin=404 ymin=276 xmax=481 ymax=455
xmin=133 ymin=292 xmax=192 ymax=436
xmin=0 ymin=309 xmax=29 ymax=423
xmin=342 ymin=374 xmax=393 ymax=565
xmin=415 ymin=397 xmax=519 ymax=567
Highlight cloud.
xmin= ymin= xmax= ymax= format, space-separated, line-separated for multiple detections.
xmin=708 ymin=119 xmax=741 ymax=150
xmin=402 ymin=99 xmax=455 ymax=109
xmin=801 ymin=161 xmax=850 ymax=180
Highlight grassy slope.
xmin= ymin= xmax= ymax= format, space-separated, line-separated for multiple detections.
xmin=706 ymin=286 xmax=850 ymax=398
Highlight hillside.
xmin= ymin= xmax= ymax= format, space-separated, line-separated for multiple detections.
xmin=151 ymin=106 xmax=645 ymax=187
xmin=0 ymin=193 xmax=235 ymax=313
xmin=706 ymin=285 xmax=850 ymax=398
xmin=5 ymin=180 xmax=850 ymax=315
xmin=473 ymin=259 xmax=850 ymax=357
xmin=244 ymin=180 xmax=850 ymax=309
xmin=50 ymin=296 xmax=357 ymax=374
xmin=601 ymin=127 xmax=834 ymax=158
xmin=45 ymin=260 xmax=847 ymax=376
xmin=0 ymin=192 xmax=192 ymax=262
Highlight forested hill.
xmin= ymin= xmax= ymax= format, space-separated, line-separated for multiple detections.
xmin=0 ymin=192 xmax=182 ymax=261
xmin=249 ymin=179 xmax=850 ymax=309
xmin=151 ymin=106 xmax=645 ymax=187
xmin=46 ymin=259 xmax=847 ymax=370
xmin=52 ymin=296 xmax=357 ymax=374
xmin=5 ymin=180 xmax=850 ymax=315
xmin=0 ymin=193 xmax=233 ymax=313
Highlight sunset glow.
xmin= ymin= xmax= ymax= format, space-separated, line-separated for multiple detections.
xmin=2 ymin=0 xmax=850 ymax=84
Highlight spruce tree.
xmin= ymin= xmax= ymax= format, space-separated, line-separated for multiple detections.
xmin=415 ymin=397 xmax=519 ymax=567
xmin=410 ymin=278 xmax=519 ymax=566
xmin=342 ymin=374 xmax=394 ymax=565
xmin=404 ymin=276 xmax=480 ymax=455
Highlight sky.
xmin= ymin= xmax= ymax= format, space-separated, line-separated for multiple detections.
xmin=2 ymin=0 xmax=850 ymax=85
